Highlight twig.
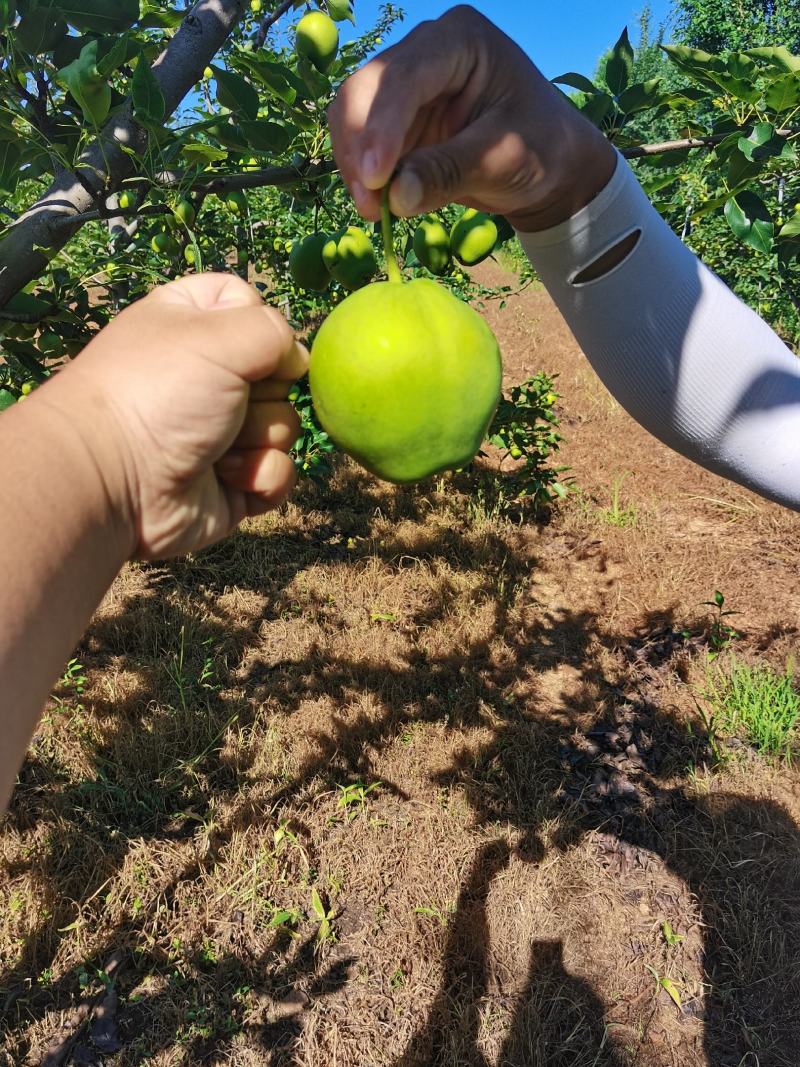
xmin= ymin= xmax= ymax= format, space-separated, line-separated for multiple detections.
xmin=254 ymin=0 xmax=295 ymax=50
xmin=622 ymin=127 xmax=800 ymax=158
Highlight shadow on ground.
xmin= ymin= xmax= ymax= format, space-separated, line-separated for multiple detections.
xmin=3 ymin=470 xmax=800 ymax=1066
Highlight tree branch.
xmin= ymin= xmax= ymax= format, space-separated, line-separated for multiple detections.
xmin=46 ymin=161 xmax=337 ymax=231
xmin=622 ymin=127 xmax=799 ymax=158
xmin=254 ymin=0 xmax=295 ymax=51
xmin=0 ymin=0 xmax=248 ymax=309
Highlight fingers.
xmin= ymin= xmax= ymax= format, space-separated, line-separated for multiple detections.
xmin=234 ymin=401 xmax=300 ymax=451
xmin=328 ymin=11 xmax=478 ymax=205
xmin=388 ymin=114 xmax=508 ymax=217
xmin=217 ymin=448 xmax=297 ymax=507
xmin=148 ymin=271 xmax=263 ymax=311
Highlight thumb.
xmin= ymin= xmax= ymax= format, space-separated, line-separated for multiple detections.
xmin=388 ymin=121 xmax=492 ymax=217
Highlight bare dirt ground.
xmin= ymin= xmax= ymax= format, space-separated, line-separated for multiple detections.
xmin=2 ymin=261 xmax=800 ymax=1066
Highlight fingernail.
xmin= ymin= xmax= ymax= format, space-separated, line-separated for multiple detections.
xmin=391 ymin=169 xmax=424 ymax=216
xmin=362 ymin=148 xmax=381 ymax=186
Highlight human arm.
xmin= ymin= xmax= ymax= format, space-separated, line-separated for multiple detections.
xmin=0 ymin=273 xmax=307 ymax=811
xmin=328 ymin=5 xmax=800 ymax=509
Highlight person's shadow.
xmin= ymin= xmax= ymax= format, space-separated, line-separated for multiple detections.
xmin=390 ymin=657 xmax=800 ymax=1066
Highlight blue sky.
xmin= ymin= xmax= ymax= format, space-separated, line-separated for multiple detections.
xmin=339 ymin=1 xmax=675 ymax=80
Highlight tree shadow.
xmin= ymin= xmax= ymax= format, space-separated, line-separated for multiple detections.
xmin=3 ymin=479 xmax=800 ymax=1064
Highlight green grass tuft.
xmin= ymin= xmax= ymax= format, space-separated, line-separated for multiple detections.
xmin=704 ymin=658 xmax=800 ymax=761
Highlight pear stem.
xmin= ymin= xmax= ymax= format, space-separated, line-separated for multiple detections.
xmin=381 ymin=185 xmax=404 ymax=285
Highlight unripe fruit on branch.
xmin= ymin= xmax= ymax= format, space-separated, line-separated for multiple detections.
xmin=413 ymin=215 xmax=451 ymax=275
xmin=224 ymin=190 xmax=248 ymax=216
xmin=174 ymin=199 xmax=196 ymax=227
xmin=289 ymin=233 xmax=331 ymax=292
xmin=322 ymin=227 xmax=377 ymax=290
xmin=151 ymin=232 xmax=178 ymax=256
xmin=450 ymin=209 xmax=498 ymax=266
xmin=295 ymin=11 xmax=339 ymax=73
xmin=309 ymin=186 xmax=502 ymax=485
xmin=310 ymin=279 xmax=502 ymax=483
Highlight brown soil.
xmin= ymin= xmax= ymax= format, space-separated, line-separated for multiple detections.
xmin=2 ymin=262 xmax=800 ymax=1067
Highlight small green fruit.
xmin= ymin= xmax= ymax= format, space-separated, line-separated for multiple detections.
xmin=310 ymin=278 xmax=502 ymax=483
xmin=184 ymin=246 xmax=197 ymax=265
xmin=413 ymin=215 xmax=451 ymax=275
xmin=21 ymin=380 xmax=37 ymax=395
xmin=251 ymin=0 xmax=262 ymax=10
xmin=151 ymin=232 xmax=178 ymax=256
xmin=289 ymin=232 xmax=331 ymax=292
xmin=224 ymin=190 xmax=248 ymax=216
xmin=450 ymin=209 xmax=498 ymax=266
xmin=174 ymin=199 xmax=196 ymax=227
xmin=322 ymin=227 xmax=377 ymax=290
xmin=295 ymin=11 xmax=339 ymax=73
xmin=203 ymin=66 xmax=214 ymax=80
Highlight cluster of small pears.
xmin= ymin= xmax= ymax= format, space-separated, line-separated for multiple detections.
xmin=289 ymin=209 xmax=501 ymax=294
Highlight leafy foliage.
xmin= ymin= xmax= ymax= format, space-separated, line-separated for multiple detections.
xmin=564 ymin=14 xmax=800 ymax=347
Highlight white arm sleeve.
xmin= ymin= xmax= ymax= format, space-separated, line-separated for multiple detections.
xmin=517 ymin=153 xmax=800 ymax=511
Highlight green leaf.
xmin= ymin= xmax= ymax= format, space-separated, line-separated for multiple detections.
xmin=56 ymin=40 xmax=112 ymax=126
xmin=765 ymin=72 xmax=800 ymax=114
xmin=605 ymin=27 xmax=634 ymax=96
xmin=552 ymin=72 xmax=600 ymax=95
xmin=745 ymin=46 xmax=800 ymax=73
xmin=580 ymin=92 xmax=615 ymax=128
xmin=180 ymin=141 xmax=228 ymax=164
xmin=0 ymin=388 xmax=16 ymax=412
xmin=15 ymin=8 xmax=68 ymax=52
xmin=3 ymin=291 xmax=53 ymax=318
xmin=239 ymin=119 xmax=293 ymax=153
xmin=96 ymin=34 xmax=130 ymax=78
xmin=238 ymin=57 xmax=298 ymax=105
xmin=659 ymin=976 xmax=682 ymax=1009
xmin=39 ymin=0 xmax=139 ymax=33
xmin=726 ymin=52 xmax=757 ymax=80
xmin=326 ymin=0 xmax=354 ymax=23
xmin=53 ymin=33 xmax=90 ymax=68
xmin=662 ymin=44 xmax=726 ymax=90
xmin=618 ymin=78 xmax=665 ymax=114
xmin=310 ymin=888 xmax=326 ymax=922
xmin=132 ymin=53 xmax=165 ymax=124
xmin=297 ymin=55 xmax=330 ymax=100
xmin=137 ymin=2 xmax=184 ymax=28
xmin=213 ymin=67 xmax=260 ymax=121
xmin=778 ymin=214 xmax=800 ymax=239
xmin=725 ymin=191 xmax=774 ymax=254
xmin=0 ymin=0 xmax=17 ymax=32
xmin=738 ymin=122 xmax=796 ymax=163
xmin=206 ymin=121 xmax=249 ymax=152
xmin=0 ymin=138 xmax=21 ymax=195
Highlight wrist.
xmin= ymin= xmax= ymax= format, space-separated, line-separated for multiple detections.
xmin=507 ymin=129 xmax=618 ymax=234
xmin=35 ymin=367 xmax=139 ymax=563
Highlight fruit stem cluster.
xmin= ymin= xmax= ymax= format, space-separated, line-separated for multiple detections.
xmin=381 ymin=185 xmax=404 ymax=285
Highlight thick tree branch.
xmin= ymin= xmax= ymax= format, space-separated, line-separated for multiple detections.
xmin=0 ymin=0 xmax=248 ymax=309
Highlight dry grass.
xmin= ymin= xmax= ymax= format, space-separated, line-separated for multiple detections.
xmin=3 ymin=272 xmax=800 ymax=1066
